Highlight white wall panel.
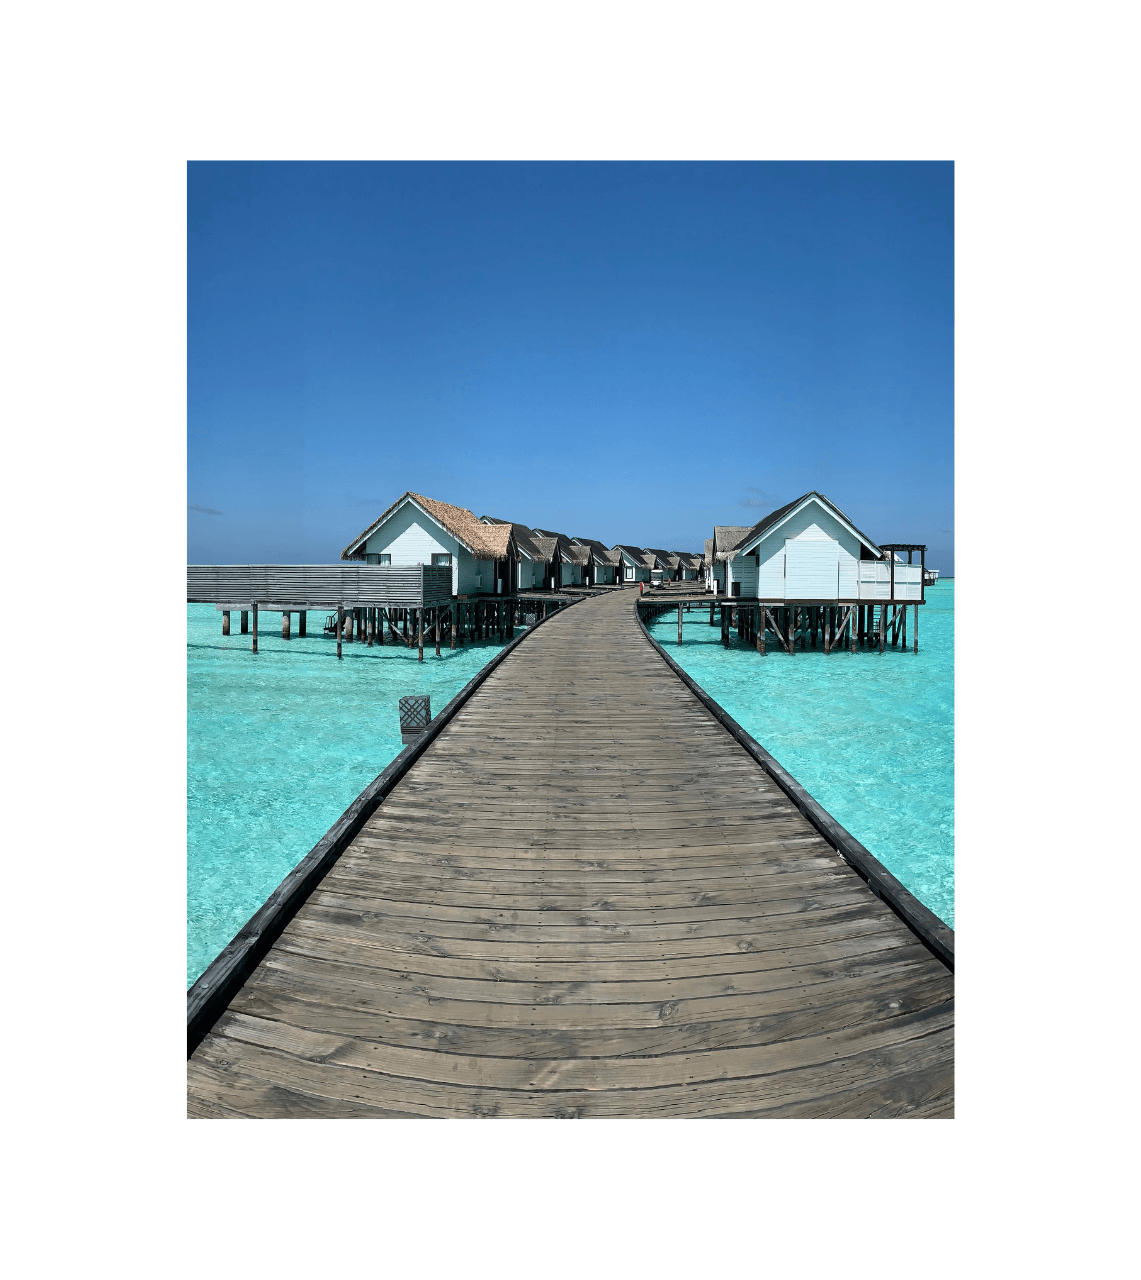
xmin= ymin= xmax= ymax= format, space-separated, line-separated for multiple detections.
xmin=756 ymin=550 xmax=785 ymax=599
xmin=786 ymin=529 xmax=839 ymax=599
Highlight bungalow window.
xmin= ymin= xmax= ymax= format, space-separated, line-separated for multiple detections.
xmin=431 ymin=553 xmax=452 ymax=567
xmin=625 ymin=564 xmax=633 ymax=579
xmin=366 ymin=553 xmax=391 ymax=565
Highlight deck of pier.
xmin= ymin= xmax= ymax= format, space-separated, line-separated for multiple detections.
xmin=188 ymin=589 xmax=953 ymax=1118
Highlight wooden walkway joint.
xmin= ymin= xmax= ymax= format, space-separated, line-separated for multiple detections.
xmin=188 ymin=590 xmax=953 ymax=1118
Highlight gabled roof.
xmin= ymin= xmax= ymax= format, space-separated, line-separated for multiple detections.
xmin=613 ymin=544 xmax=654 ymax=568
xmin=729 ymin=492 xmax=882 ymax=560
xmin=644 ymin=548 xmax=680 ymax=569
xmin=342 ymin=491 xmax=512 ymax=561
xmin=481 ymin=516 xmax=554 ymax=564
xmin=713 ymin=525 xmax=753 ymax=562
xmin=676 ymin=552 xmax=701 ymax=570
xmin=572 ymin=538 xmax=622 ymax=566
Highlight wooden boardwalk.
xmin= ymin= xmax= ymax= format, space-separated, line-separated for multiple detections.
xmin=188 ymin=590 xmax=953 ymax=1118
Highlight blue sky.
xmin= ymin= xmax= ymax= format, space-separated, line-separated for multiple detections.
xmin=189 ymin=162 xmax=953 ymax=573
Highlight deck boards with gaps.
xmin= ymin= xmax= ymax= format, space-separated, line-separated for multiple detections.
xmin=188 ymin=587 xmax=953 ymax=1118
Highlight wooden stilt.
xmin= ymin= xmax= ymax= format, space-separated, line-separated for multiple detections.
xmin=450 ymin=606 xmax=457 ymax=649
xmin=914 ymin=603 xmax=919 ymax=653
xmin=678 ymin=603 xmax=683 ymax=645
xmin=435 ymin=608 xmax=441 ymax=656
xmin=282 ymin=611 xmax=290 ymax=640
xmin=222 ymin=610 xmax=230 ymax=636
xmin=240 ymin=610 xmax=248 ymax=634
xmin=336 ymin=605 xmax=342 ymax=659
xmin=756 ymin=604 xmax=765 ymax=654
xmin=252 ymin=603 xmax=258 ymax=654
xmin=417 ymin=608 xmax=424 ymax=662
xmin=879 ymin=603 xmax=885 ymax=653
xmin=299 ymin=610 xmax=306 ymax=637
xmin=709 ymin=600 xmax=715 ymax=626
xmin=901 ymin=603 xmax=906 ymax=650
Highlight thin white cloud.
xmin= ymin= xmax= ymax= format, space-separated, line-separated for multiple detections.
xmin=189 ymin=503 xmax=224 ymax=516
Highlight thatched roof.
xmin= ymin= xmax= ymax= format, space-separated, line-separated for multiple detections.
xmin=704 ymin=538 xmax=714 ymax=563
xmin=644 ymin=548 xmax=680 ymax=569
xmin=728 ymin=492 xmax=882 ymax=560
xmin=481 ymin=516 xmax=555 ymax=564
xmin=572 ymin=538 xmax=622 ymax=567
xmin=342 ymin=492 xmax=511 ymax=561
xmin=713 ymin=525 xmax=753 ymax=562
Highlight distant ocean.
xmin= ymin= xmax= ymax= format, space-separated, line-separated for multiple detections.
xmin=648 ymin=581 xmax=954 ymax=928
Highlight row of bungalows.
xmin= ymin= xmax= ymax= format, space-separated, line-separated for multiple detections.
xmin=342 ymin=491 xmax=638 ymax=595
xmin=702 ymin=491 xmax=925 ymax=601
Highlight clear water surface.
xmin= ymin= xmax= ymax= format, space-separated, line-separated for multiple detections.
xmin=187 ymin=605 xmax=519 ymax=986
xmin=647 ymin=581 xmax=954 ymax=929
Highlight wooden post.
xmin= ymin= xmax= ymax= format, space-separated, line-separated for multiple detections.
xmin=678 ymin=603 xmax=683 ymax=645
xmin=890 ymin=554 xmax=895 ymax=605
xmin=901 ymin=603 xmax=907 ymax=650
xmin=914 ymin=603 xmax=919 ymax=653
xmin=417 ymin=608 xmax=424 ymax=662
xmin=756 ymin=604 xmax=765 ymax=654
xmin=252 ymin=603 xmax=258 ymax=653
xmin=336 ymin=605 xmax=342 ymax=659
xmin=240 ymin=610 xmax=248 ymax=634
xmin=282 ymin=610 xmax=291 ymax=640
xmin=299 ymin=610 xmax=306 ymax=638
xmin=709 ymin=599 xmax=715 ymax=626
xmin=222 ymin=610 xmax=230 ymax=636
xmin=879 ymin=603 xmax=885 ymax=654
xmin=450 ymin=605 xmax=457 ymax=649
xmin=849 ymin=605 xmax=856 ymax=654
xmin=435 ymin=608 xmax=441 ymax=656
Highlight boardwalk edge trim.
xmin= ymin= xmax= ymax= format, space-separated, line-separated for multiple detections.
xmin=187 ymin=596 xmax=588 ymax=1057
xmin=635 ymin=598 xmax=954 ymax=972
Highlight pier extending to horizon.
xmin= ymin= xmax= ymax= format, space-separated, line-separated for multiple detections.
xmin=188 ymin=589 xmax=953 ymax=1118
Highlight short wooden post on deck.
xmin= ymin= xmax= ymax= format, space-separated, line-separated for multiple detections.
xmin=336 ymin=605 xmax=343 ymax=659
xmin=299 ymin=610 xmax=306 ymax=637
xmin=252 ymin=602 xmax=259 ymax=654
xmin=222 ymin=610 xmax=230 ymax=636
xmin=240 ymin=610 xmax=248 ymax=634
xmin=282 ymin=610 xmax=291 ymax=640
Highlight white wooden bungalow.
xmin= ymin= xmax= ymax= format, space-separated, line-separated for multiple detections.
xmin=342 ymin=491 xmax=512 ymax=595
xmin=705 ymin=527 xmax=750 ymax=593
xmin=533 ymin=529 xmax=589 ymax=587
xmin=676 ymin=553 xmax=701 ymax=581
xmin=644 ymin=549 xmax=681 ymax=582
xmin=721 ymin=491 xmax=922 ymax=601
xmin=614 ymin=545 xmax=653 ymax=584
xmin=480 ymin=516 xmax=557 ymax=591
xmin=571 ymin=538 xmax=621 ymax=585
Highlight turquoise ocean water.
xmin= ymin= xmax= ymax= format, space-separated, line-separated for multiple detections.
xmin=646 ymin=581 xmax=954 ymax=929
xmin=187 ymin=605 xmax=517 ymax=986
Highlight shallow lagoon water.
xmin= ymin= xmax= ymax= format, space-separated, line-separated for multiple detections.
xmin=647 ymin=581 xmax=954 ymax=929
xmin=187 ymin=605 xmax=516 ymax=986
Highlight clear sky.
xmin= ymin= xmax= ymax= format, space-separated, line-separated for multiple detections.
xmin=189 ymin=162 xmax=953 ymax=573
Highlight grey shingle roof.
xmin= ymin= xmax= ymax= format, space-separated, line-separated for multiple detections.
xmin=728 ymin=492 xmax=882 ymax=558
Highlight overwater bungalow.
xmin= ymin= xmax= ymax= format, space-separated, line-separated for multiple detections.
xmin=341 ymin=490 xmax=512 ymax=594
xmin=644 ymin=549 xmax=681 ymax=582
xmin=613 ymin=545 xmax=654 ymax=585
xmin=532 ymin=528 xmax=591 ymax=587
xmin=571 ymin=538 xmax=622 ymax=585
xmin=704 ymin=526 xmax=750 ymax=593
xmin=676 ymin=552 xmax=701 ymax=581
xmin=720 ymin=491 xmax=920 ymax=600
xmin=480 ymin=516 xmax=559 ymax=591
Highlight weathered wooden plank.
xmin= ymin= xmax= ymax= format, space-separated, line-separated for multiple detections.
xmin=188 ymin=588 xmax=952 ymax=1118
